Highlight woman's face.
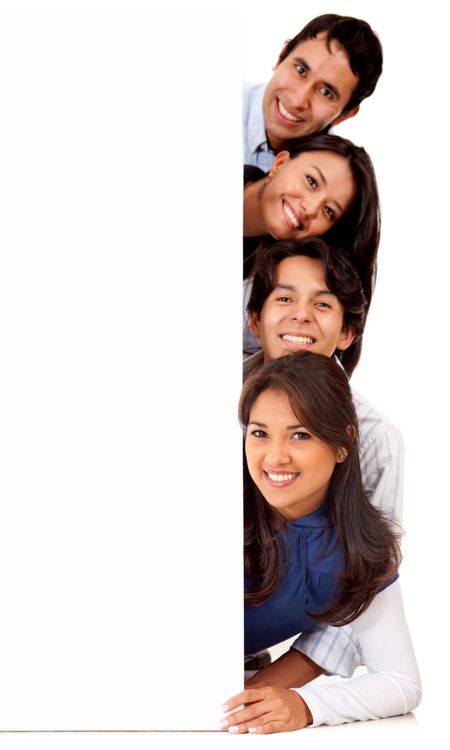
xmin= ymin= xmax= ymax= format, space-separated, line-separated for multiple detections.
xmin=245 ymin=388 xmax=341 ymax=521
xmin=260 ymin=150 xmax=356 ymax=240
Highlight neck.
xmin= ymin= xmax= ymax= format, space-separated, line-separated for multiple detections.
xmin=244 ymin=180 xmax=268 ymax=237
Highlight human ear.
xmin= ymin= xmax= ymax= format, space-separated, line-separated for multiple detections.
xmin=336 ymin=447 xmax=348 ymax=463
xmin=335 ymin=325 xmax=356 ymax=351
xmin=269 ymin=150 xmax=291 ymax=177
xmin=331 ymin=105 xmax=360 ymax=127
xmin=249 ymin=312 xmax=261 ymax=338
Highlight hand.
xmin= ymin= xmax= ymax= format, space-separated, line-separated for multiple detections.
xmin=220 ymin=686 xmax=313 ymax=734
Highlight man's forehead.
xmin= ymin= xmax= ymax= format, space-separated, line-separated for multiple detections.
xmin=288 ymin=32 xmax=348 ymax=60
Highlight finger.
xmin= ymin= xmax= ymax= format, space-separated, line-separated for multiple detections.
xmin=248 ymin=719 xmax=298 ymax=735
xmin=226 ymin=710 xmax=287 ymax=736
xmin=221 ymin=701 xmax=273 ymax=729
xmin=222 ymin=687 xmax=269 ymax=712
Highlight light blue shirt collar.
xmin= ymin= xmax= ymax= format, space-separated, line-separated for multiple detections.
xmin=243 ymin=82 xmax=275 ymax=172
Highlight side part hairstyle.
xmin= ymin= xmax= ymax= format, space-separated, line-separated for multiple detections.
xmin=248 ymin=237 xmax=367 ymax=378
xmin=240 ymin=351 xmax=401 ymax=627
xmin=278 ymin=134 xmax=380 ymax=309
xmin=279 ymin=14 xmax=383 ymax=113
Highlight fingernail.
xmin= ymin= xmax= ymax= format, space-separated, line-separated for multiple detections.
xmin=222 ymin=704 xmax=229 ymax=712
xmin=249 ymin=727 xmax=258 ymax=734
xmin=219 ymin=720 xmax=228 ymax=729
xmin=228 ymin=726 xmax=240 ymax=733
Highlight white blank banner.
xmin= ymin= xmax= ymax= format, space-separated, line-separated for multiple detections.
xmin=0 ymin=10 xmax=243 ymax=729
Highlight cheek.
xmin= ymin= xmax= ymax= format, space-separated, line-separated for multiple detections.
xmin=311 ymin=216 xmax=329 ymax=235
xmin=246 ymin=445 xmax=261 ymax=477
xmin=260 ymin=311 xmax=281 ymax=339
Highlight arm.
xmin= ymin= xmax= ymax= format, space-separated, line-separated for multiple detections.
xmin=221 ymin=580 xmax=421 ymax=733
xmin=289 ymin=418 xmax=405 ymax=678
xmin=296 ymin=579 xmax=421 ymax=727
xmin=245 ymin=649 xmax=324 ymax=689
xmin=354 ymin=396 xmax=404 ymax=525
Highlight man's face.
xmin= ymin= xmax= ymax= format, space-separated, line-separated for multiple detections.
xmin=250 ymin=255 xmax=355 ymax=362
xmin=262 ymin=33 xmax=359 ymax=151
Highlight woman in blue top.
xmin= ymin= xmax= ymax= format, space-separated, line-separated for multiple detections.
xmin=220 ymin=350 xmax=420 ymax=733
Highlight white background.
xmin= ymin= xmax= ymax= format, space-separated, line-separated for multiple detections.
xmin=0 ymin=0 xmax=448 ymax=746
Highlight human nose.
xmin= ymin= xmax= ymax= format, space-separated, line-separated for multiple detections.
xmin=299 ymin=194 xmax=321 ymax=220
xmin=291 ymin=298 xmax=312 ymax=322
xmin=265 ymin=439 xmax=291 ymax=466
xmin=290 ymin=83 xmax=312 ymax=111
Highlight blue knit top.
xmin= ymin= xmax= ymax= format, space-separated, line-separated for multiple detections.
xmin=245 ymin=504 xmax=397 ymax=656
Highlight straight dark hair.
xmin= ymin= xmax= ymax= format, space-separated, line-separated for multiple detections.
xmin=241 ymin=351 xmax=401 ymax=627
xmin=279 ymin=14 xmax=383 ymax=113
xmin=248 ymin=237 xmax=367 ymax=378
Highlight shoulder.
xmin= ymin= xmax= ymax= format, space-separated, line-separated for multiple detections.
xmin=243 ymin=82 xmax=266 ymax=106
xmin=243 ymin=350 xmax=264 ymax=380
xmin=351 ymin=387 xmax=403 ymax=456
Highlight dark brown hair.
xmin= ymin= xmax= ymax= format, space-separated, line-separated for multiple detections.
xmin=240 ymin=351 xmax=400 ymax=626
xmin=279 ymin=14 xmax=383 ymax=114
xmin=267 ymin=134 xmax=380 ymax=309
xmin=248 ymin=237 xmax=367 ymax=378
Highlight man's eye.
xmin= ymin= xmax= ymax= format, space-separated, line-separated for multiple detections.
xmin=324 ymin=205 xmax=336 ymax=221
xmin=306 ymin=174 xmax=317 ymax=189
xmin=319 ymin=86 xmax=333 ymax=99
xmin=315 ymin=302 xmax=331 ymax=309
xmin=293 ymin=431 xmax=311 ymax=440
xmin=295 ymin=64 xmax=307 ymax=77
xmin=276 ymin=296 xmax=292 ymax=303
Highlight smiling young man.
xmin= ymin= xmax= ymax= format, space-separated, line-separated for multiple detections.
xmin=243 ymin=237 xmax=405 ymax=690
xmin=244 ymin=14 xmax=383 ymax=171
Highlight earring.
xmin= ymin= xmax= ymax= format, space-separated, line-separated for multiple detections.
xmin=257 ymin=179 xmax=270 ymax=199
xmin=338 ymin=449 xmax=348 ymax=462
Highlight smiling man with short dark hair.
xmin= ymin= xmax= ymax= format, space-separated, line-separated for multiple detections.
xmin=243 ymin=14 xmax=383 ymax=171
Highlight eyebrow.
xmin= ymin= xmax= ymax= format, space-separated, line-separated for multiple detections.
xmin=248 ymin=421 xmax=305 ymax=430
xmin=293 ymin=56 xmax=341 ymax=100
xmin=272 ymin=283 xmax=339 ymax=300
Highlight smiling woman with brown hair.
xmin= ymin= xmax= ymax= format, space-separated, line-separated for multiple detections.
xmin=220 ymin=351 xmax=421 ymax=734
xmin=244 ymin=134 xmax=380 ymax=311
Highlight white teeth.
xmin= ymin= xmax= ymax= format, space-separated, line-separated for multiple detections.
xmin=278 ymin=99 xmax=301 ymax=122
xmin=282 ymin=201 xmax=301 ymax=228
xmin=267 ymin=472 xmax=298 ymax=482
xmin=282 ymin=334 xmax=314 ymax=345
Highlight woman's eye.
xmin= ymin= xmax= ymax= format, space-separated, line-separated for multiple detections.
xmin=295 ymin=64 xmax=306 ymax=77
xmin=306 ymin=174 xmax=317 ymax=189
xmin=251 ymin=430 xmax=267 ymax=439
xmin=292 ymin=431 xmax=311 ymax=440
xmin=276 ymin=296 xmax=291 ymax=303
xmin=315 ymin=301 xmax=331 ymax=309
xmin=324 ymin=205 xmax=336 ymax=221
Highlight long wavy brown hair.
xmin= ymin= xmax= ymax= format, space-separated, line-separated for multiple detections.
xmin=240 ymin=350 xmax=401 ymax=627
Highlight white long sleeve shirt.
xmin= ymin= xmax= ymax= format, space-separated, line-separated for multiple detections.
xmin=292 ymin=387 xmax=405 ymax=676
xmin=296 ymin=580 xmax=421 ymax=726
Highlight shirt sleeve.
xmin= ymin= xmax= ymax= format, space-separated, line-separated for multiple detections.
xmin=295 ymin=580 xmax=421 ymax=727
xmin=359 ymin=422 xmax=404 ymax=527
xmin=291 ymin=417 xmax=405 ymax=676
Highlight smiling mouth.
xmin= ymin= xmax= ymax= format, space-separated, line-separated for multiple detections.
xmin=277 ymin=99 xmax=303 ymax=123
xmin=281 ymin=334 xmax=315 ymax=345
xmin=282 ymin=199 xmax=304 ymax=230
xmin=264 ymin=470 xmax=300 ymax=487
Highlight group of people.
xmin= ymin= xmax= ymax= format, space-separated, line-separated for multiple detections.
xmin=220 ymin=13 xmax=422 ymax=734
